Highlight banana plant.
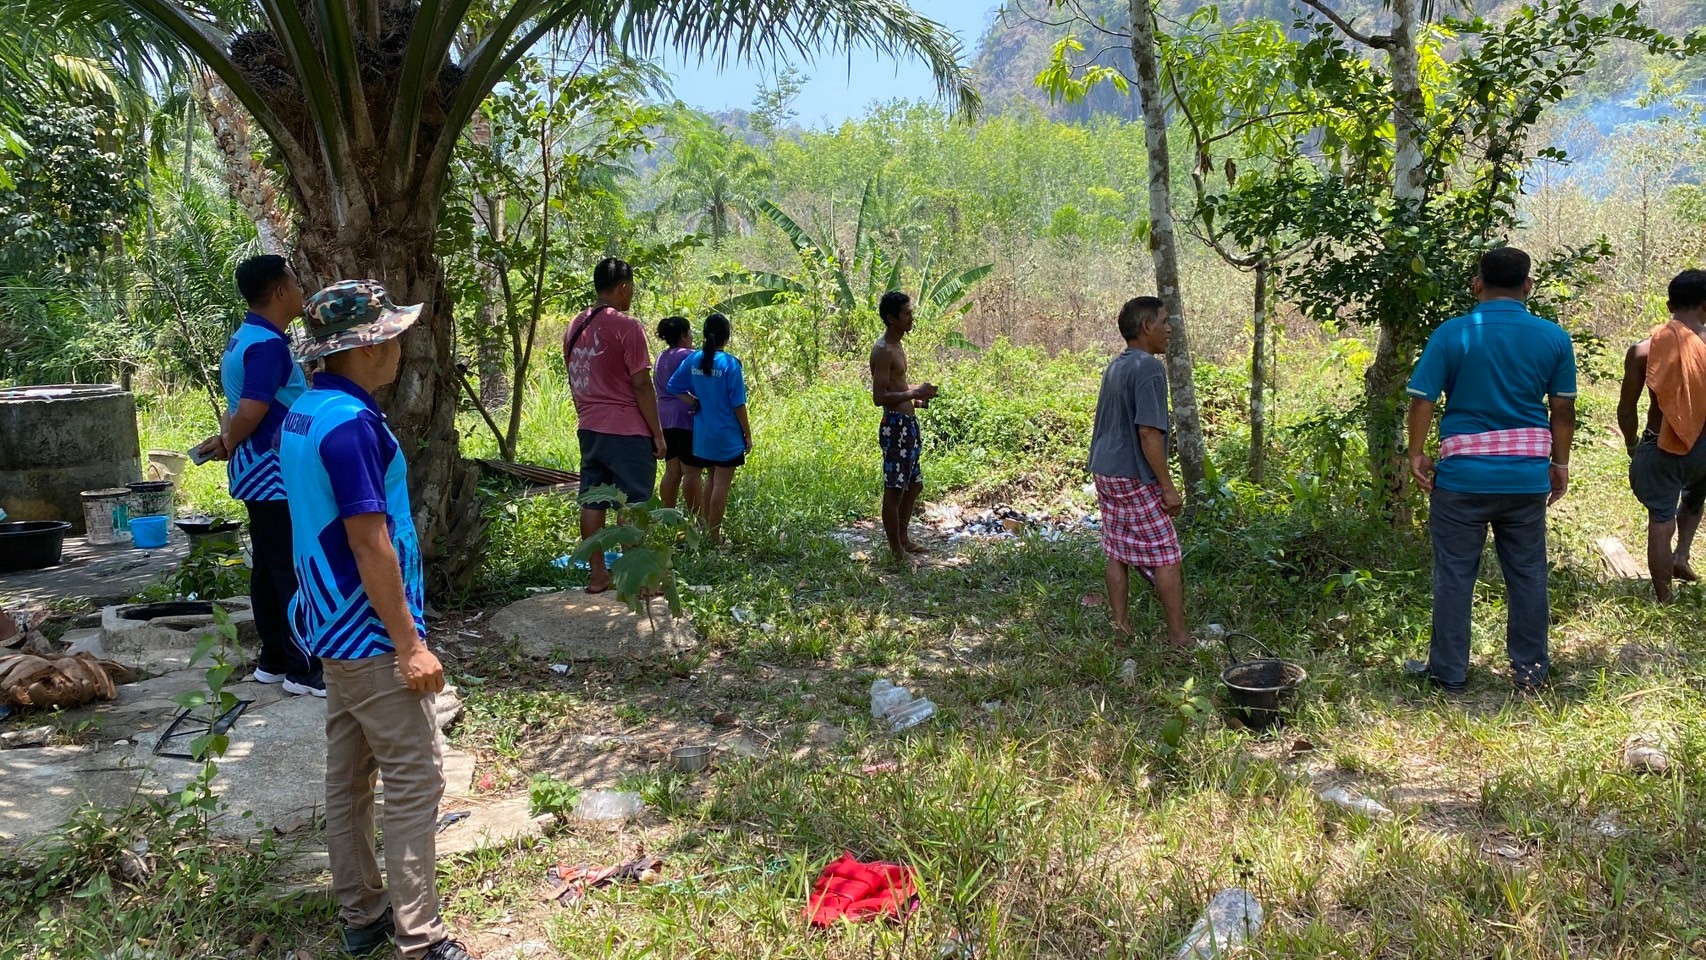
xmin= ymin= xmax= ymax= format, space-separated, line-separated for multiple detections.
xmin=713 ymin=179 xmax=994 ymax=319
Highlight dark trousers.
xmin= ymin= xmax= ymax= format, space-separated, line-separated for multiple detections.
xmin=1428 ymin=488 xmax=1550 ymax=687
xmin=246 ymin=499 xmax=321 ymax=686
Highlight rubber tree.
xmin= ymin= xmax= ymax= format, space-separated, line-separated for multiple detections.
xmin=69 ymin=0 xmax=976 ymax=593
xmin=1293 ymin=0 xmax=1686 ymax=513
xmin=1035 ymin=2 xmax=1208 ymax=501
xmin=1161 ymin=12 xmax=1332 ymax=484
xmin=1299 ymin=0 xmax=1425 ymax=510
xmin=1128 ymin=0 xmax=1207 ymax=499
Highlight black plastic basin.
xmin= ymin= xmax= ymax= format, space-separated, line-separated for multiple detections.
xmin=0 ymin=520 xmax=72 ymax=572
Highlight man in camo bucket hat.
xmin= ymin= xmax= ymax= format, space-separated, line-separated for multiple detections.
xmin=296 ymin=279 xmax=423 ymax=363
xmin=281 ymin=277 xmax=475 ymax=960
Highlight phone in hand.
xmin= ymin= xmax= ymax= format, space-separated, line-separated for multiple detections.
xmin=188 ymin=443 xmax=216 ymax=466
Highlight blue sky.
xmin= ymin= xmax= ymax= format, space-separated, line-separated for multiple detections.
xmin=653 ymin=0 xmax=1000 ymax=126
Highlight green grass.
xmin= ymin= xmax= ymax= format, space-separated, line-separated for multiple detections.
xmin=13 ymin=337 xmax=1702 ymax=959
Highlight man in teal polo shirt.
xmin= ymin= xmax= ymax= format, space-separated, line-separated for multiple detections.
xmin=1404 ymin=247 xmax=1576 ymax=695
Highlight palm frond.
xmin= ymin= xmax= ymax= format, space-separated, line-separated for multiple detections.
xmin=598 ymin=0 xmax=978 ymax=118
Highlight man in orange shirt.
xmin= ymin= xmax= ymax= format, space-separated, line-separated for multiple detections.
xmin=1619 ymin=269 xmax=1706 ymax=602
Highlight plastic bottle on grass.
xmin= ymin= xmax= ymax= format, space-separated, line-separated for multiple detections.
xmin=576 ymin=789 xmax=644 ymax=821
xmin=1175 ymin=888 xmax=1263 ymax=959
xmin=871 ymin=679 xmax=910 ymax=720
xmin=1318 ymin=786 xmax=1393 ymax=819
xmin=870 ymin=679 xmax=935 ymax=733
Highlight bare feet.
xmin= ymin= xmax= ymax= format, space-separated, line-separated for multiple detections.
xmin=1655 ymin=580 xmax=1675 ymax=604
xmin=586 ymin=576 xmax=612 ymax=595
xmin=1673 ymin=557 xmax=1698 ymax=582
xmin=903 ymin=540 xmax=931 ymax=555
xmin=1112 ymin=620 xmax=1133 ymax=637
xmin=888 ymin=548 xmax=921 ymax=571
xmin=1165 ymin=633 xmax=1195 ymax=651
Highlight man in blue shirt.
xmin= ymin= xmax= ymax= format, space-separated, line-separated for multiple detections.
xmin=280 ymin=280 xmax=471 ymax=960
xmin=1405 ymin=247 xmax=1577 ymax=695
xmin=197 ymin=255 xmax=322 ymax=696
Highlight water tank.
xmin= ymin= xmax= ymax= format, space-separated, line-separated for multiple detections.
xmin=0 ymin=385 xmax=142 ymax=534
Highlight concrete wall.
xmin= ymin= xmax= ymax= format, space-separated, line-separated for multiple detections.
xmin=0 ymin=385 xmax=142 ymax=534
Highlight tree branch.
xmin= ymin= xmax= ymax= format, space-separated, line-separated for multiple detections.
xmin=417 ymin=5 xmax=584 ymax=213
xmin=1298 ymin=0 xmax=1395 ymax=49
xmin=454 ymin=361 xmax=509 ymax=457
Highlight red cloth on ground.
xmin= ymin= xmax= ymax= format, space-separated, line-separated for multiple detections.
xmin=804 ymin=851 xmax=919 ymax=926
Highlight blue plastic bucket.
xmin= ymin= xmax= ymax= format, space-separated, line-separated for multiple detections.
xmin=130 ymin=515 xmax=169 ymax=549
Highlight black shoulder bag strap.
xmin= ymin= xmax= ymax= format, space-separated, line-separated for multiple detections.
xmin=565 ymin=304 xmax=614 ymax=360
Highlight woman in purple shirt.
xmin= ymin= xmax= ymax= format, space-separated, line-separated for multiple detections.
xmin=654 ymin=316 xmax=705 ymax=512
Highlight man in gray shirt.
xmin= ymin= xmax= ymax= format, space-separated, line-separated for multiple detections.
xmin=1088 ymin=296 xmax=1189 ymax=647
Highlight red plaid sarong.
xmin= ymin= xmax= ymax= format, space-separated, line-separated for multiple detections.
xmin=1438 ymin=427 xmax=1551 ymax=460
xmin=1094 ymin=475 xmax=1181 ymax=568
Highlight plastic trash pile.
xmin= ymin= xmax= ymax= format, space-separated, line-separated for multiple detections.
xmin=1176 ymin=887 xmax=1264 ymax=959
xmin=870 ymin=679 xmax=936 ymax=733
xmin=940 ymin=504 xmax=1099 ymax=543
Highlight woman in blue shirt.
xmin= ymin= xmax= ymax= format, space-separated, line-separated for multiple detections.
xmin=666 ymin=313 xmax=750 ymax=544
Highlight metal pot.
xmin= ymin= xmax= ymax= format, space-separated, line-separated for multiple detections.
xmin=670 ymin=744 xmax=715 ymax=774
xmin=1219 ymin=632 xmax=1306 ymax=730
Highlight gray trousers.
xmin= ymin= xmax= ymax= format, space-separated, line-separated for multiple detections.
xmin=1428 ymin=488 xmax=1550 ymax=687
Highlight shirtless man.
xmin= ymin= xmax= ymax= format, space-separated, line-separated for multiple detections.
xmin=1619 ymin=269 xmax=1706 ymax=601
xmin=870 ymin=291 xmax=938 ymax=566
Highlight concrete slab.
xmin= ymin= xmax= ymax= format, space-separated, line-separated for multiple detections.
xmin=0 ymin=743 xmax=160 ymax=843
xmin=139 ymin=692 xmax=331 ymax=835
xmin=488 ymin=589 xmax=697 ymax=662
xmin=0 ymin=534 xmax=189 ymax=606
xmin=434 ymin=795 xmax=554 ymax=856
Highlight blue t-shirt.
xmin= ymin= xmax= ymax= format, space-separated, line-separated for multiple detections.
xmin=1406 ymin=299 xmax=1577 ymax=494
xmin=667 ymin=350 xmax=749 ymax=463
xmin=279 ymin=373 xmax=425 ymax=661
xmin=219 ymin=313 xmax=307 ymax=501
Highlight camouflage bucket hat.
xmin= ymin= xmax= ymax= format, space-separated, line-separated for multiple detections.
xmin=295 ymin=279 xmax=423 ymax=363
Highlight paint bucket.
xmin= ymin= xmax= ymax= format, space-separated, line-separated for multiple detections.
xmin=145 ymin=449 xmax=190 ymax=485
xmin=129 ymin=515 xmax=169 ymax=549
xmin=126 ymin=480 xmax=174 ymax=519
xmin=82 ymin=487 xmax=133 ymax=545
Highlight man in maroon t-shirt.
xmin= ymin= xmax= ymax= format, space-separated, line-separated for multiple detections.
xmin=564 ymin=258 xmax=666 ymax=594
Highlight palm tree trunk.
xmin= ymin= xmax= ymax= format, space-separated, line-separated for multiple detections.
xmin=473 ymin=191 xmax=509 ymax=410
xmin=1364 ymin=0 xmax=1426 ymax=517
xmin=296 ymin=217 xmax=486 ymax=596
xmin=190 ymin=71 xmax=290 ymax=255
xmin=1130 ymin=0 xmax=1207 ymax=499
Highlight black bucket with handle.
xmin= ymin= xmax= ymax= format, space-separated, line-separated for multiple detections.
xmin=1219 ymin=632 xmax=1306 ymax=730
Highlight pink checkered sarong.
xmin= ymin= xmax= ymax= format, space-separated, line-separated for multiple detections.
xmin=1094 ymin=475 xmax=1181 ymax=569
xmin=1438 ymin=427 xmax=1552 ymax=460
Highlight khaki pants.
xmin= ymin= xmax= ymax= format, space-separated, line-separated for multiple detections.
xmin=323 ymin=653 xmax=446 ymax=958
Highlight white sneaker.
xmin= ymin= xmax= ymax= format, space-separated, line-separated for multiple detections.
xmin=283 ymin=679 xmax=327 ymax=698
xmin=251 ymin=669 xmax=287 ymax=684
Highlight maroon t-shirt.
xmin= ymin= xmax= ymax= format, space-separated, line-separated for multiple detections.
xmin=564 ymin=306 xmax=650 ymax=438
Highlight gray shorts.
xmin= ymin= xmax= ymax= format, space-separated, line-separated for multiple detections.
xmin=577 ymin=430 xmax=656 ymax=510
xmin=1629 ymin=431 xmax=1706 ymax=523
